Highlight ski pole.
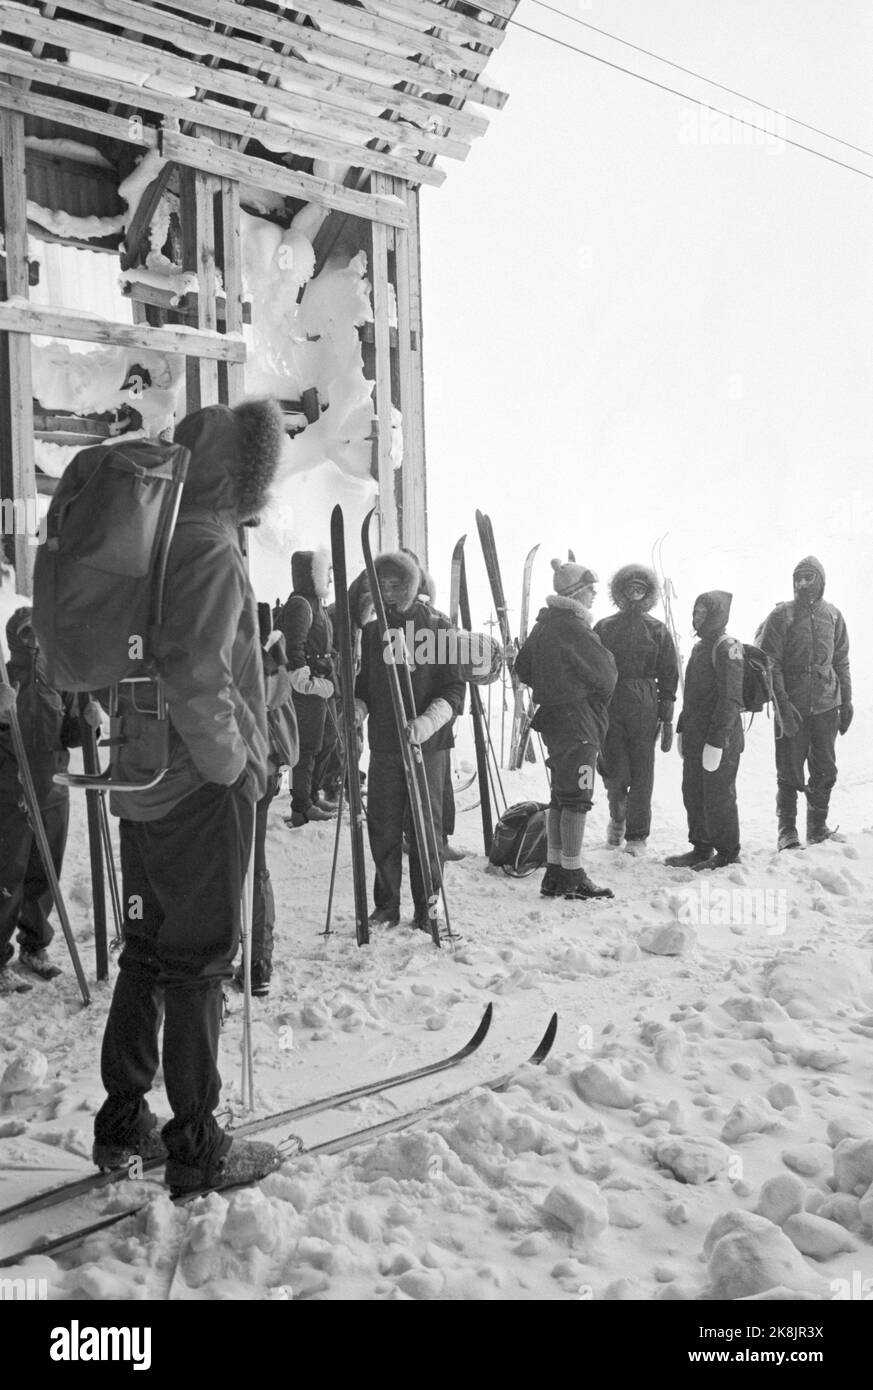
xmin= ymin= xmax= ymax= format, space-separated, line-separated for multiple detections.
xmin=79 ymin=697 xmax=109 ymax=978
xmin=0 ymin=636 xmax=90 ymax=1005
xmin=97 ymin=798 xmax=123 ymax=945
xmin=239 ymin=828 xmax=256 ymax=1111
xmin=323 ymin=753 xmax=347 ymax=937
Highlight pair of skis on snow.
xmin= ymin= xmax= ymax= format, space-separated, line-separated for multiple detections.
xmin=330 ymin=506 xmax=449 ymax=948
xmin=0 ymin=1006 xmax=558 ymax=1269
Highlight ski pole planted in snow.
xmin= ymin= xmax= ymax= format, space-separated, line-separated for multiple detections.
xmin=0 ymin=635 xmax=90 ymax=1005
xmin=239 ymin=833 xmax=256 ymax=1110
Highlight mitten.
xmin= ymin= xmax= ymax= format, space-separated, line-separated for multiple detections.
xmin=406 ymin=697 xmax=453 ymax=745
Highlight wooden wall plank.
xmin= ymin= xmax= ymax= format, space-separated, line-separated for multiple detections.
xmin=394 ymin=183 xmax=428 ymax=563
xmin=0 ymin=81 xmax=158 ymax=147
xmin=0 ymin=102 xmax=36 ymax=592
xmin=194 ymin=164 xmax=219 ymax=407
xmin=369 ymin=173 xmax=398 ymax=553
xmin=0 ymin=302 xmax=246 ymax=360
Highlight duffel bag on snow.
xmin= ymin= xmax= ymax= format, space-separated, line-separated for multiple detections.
xmin=33 ymin=438 xmax=190 ymax=691
xmin=488 ymin=799 xmax=549 ymax=877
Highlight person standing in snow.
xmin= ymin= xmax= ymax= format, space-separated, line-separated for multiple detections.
xmin=665 ymin=591 xmax=744 ymax=870
xmin=756 ymin=556 xmax=852 ymax=848
xmin=355 ymin=550 xmax=466 ymax=931
xmin=514 ymin=560 xmax=617 ymax=900
xmin=278 ymin=549 xmax=339 ymax=826
xmin=594 ymin=564 xmax=679 ymax=855
xmin=0 ymin=607 xmax=84 ymax=991
xmin=321 ymin=569 xmax=372 ymax=806
xmin=93 ymin=398 xmax=285 ymax=1196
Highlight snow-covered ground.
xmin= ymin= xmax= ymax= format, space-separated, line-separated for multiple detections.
xmin=2 ymin=686 xmax=872 ymax=1302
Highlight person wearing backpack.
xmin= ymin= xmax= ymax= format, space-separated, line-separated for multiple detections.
xmin=0 ymin=607 xmax=84 ymax=990
xmin=594 ymin=564 xmax=679 ymax=855
xmin=514 ymin=560 xmax=617 ymax=900
xmin=92 ymin=398 xmax=285 ymax=1197
xmin=666 ymin=591 xmax=744 ymax=870
xmin=756 ymin=556 xmax=852 ymax=848
xmin=278 ymin=549 xmax=339 ymax=827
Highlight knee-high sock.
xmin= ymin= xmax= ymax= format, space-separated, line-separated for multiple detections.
xmin=546 ymin=808 xmax=562 ymax=864
xmin=560 ymin=809 xmax=587 ymax=870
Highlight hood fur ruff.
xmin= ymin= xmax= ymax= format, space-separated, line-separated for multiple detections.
xmin=374 ymin=550 xmax=422 ymax=614
xmin=291 ymin=547 xmax=332 ymax=600
xmin=545 ymin=593 xmax=593 ymax=626
xmin=174 ymin=398 xmax=285 ymax=524
xmin=609 ymin=563 xmax=660 ymax=613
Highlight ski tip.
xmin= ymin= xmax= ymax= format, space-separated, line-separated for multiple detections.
xmin=475 ymin=1001 xmax=494 ymax=1040
xmin=530 ymin=1012 xmax=558 ymax=1065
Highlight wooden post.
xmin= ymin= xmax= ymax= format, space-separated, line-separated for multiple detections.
xmin=394 ymin=183 xmax=428 ymax=565
xmin=216 ymin=139 xmax=245 ymax=406
xmin=370 ymin=173 xmax=397 ymax=552
xmin=194 ymin=166 xmax=219 ymax=407
xmin=0 ymin=103 xmax=37 ymax=593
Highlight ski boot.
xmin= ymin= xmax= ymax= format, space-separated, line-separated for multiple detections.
xmin=166 ymin=1138 xmax=282 ymax=1199
xmin=664 ymin=844 xmax=714 ymax=868
xmin=92 ymin=1120 xmax=169 ymax=1173
xmin=368 ymin=906 xmax=400 ymax=928
xmin=806 ymin=807 xmax=842 ymax=844
xmin=561 ymin=867 xmax=614 ymax=900
xmin=606 ymin=819 xmax=625 ymax=848
xmin=693 ymin=848 xmax=741 ymax=871
xmin=777 ymin=822 xmax=801 ymax=851
xmin=18 ymin=948 xmax=62 ymax=981
xmin=540 ymin=863 xmax=562 ymax=897
xmin=624 ymin=838 xmax=647 ymax=857
xmin=233 ymin=959 xmax=272 ymax=997
xmin=0 ymin=965 xmax=32 ymax=995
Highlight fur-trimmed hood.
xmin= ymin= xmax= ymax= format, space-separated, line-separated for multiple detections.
xmin=609 ymin=563 xmax=660 ymax=613
xmin=373 ymin=550 xmax=421 ymax=614
xmin=173 ymin=398 xmax=285 ymax=524
xmin=291 ymin=547 xmax=332 ymax=601
xmin=544 ymin=593 xmax=593 ymax=626
xmin=5 ymin=606 xmax=34 ymax=655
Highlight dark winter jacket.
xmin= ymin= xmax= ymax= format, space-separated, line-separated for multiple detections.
xmin=515 ymin=595 xmax=617 ymax=713
xmin=1 ymin=614 xmax=80 ymax=806
xmin=594 ymin=564 xmax=679 ymax=727
xmin=676 ymin=591 xmax=744 ymax=749
xmin=756 ymin=557 xmax=851 ymax=717
xmin=356 ymin=552 xmax=465 ymax=755
xmin=111 ymin=399 xmax=284 ymax=821
xmin=279 ymin=549 xmax=334 ymax=679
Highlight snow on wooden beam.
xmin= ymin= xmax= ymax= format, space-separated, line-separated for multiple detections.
xmin=162 ymin=130 xmax=409 ymax=228
xmin=0 ymin=80 xmax=158 ymax=148
xmin=362 ymin=0 xmax=505 ymax=50
xmin=369 ymin=171 xmax=398 ymax=552
xmin=161 ymin=0 xmax=504 ymax=112
xmin=0 ymin=301 xmax=247 ymax=361
xmin=1 ymin=10 xmax=469 ymax=165
xmin=0 ymin=50 xmax=446 ymax=188
xmin=60 ymin=0 xmax=487 ymax=140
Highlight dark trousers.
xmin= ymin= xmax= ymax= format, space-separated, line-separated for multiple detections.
xmin=368 ymin=747 xmax=447 ymax=911
xmin=536 ymin=707 xmax=602 ymax=813
xmin=681 ymin=732 xmax=742 ymax=856
xmin=94 ymin=780 xmax=254 ymax=1167
xmin=0 ymin=793 xmax=68 ymax=966
xmin=601 ymin=707 xmax=659 ymax=841
xmin=291 ymin=693 xmax=338 ymax=813
xmin=442 ymin=760 xmax=456 ymax=840
xmin=252 ymin=775 xmax=279 ymax=964
xmin=775 ymin=708 xmax=839 ymax=816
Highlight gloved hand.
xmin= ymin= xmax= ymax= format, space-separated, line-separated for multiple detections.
xmin=288 ymin=665 xmax=333 ymax=699
xmin=83 ymin=699 xmax=107 ymax=730
xmin=839 ymin=701 xmax=853 ymax=735
xmin=702 ymin=743 xmax=722 ymax=772
xmin=406 ymin=697 xmax=453 ymax=746
xmin=778 ymin=698 xmax=802 ymax=739
xmin=0 ymin=684 xmax=15 ymax=721
xmin=676 ymin=732 xmax=683 ymax=758
xmin=354 ymin=698 xmax=368 ymax=728
xmin=658 ymin=699 xmax=675 ymax=724
xmin=660 ymin=720 xmax=673 ymax=754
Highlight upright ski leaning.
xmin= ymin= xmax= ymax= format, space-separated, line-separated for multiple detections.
xmin=329 ymin=506 xmax=369 ymax=946
xmin=475 ymin=511 xmax=534 ymax=769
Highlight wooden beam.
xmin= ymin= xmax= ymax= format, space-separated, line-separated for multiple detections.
xmin=122 ymin=280 xmax=251 ymax=324
xmin=394 ymin=183 xmax=428 ymax=563
xmin=369 ymin=173 xmax=398 ymax=552
xmin=0 ymin=101 xmax=36 ymax=593
xmin=136 ymin=0 xmax=505 ymax=111
xmin=0 ymin=11 xmax=469 ymax=165
xmin=194 ymin=162 xmax=219 ymax=406
xmin=363 ymin=0 xmax=505 ymax=50
xmin=0 ymin=51 xmax=449 ymax=187
xmin=0 ymin=302 xmax=246 ymax=361
xmin=217 ymin=138 xmax=245 ymax=406
xmin=58 ymin=0 xmax=488 ymax=140
xmin=161 ymin=130 xmax=409 ymax=228
xmin=0 ymin=80 xmax=158 ymax=147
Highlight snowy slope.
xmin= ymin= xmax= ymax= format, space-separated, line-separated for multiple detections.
xmin=1 ymin=694 xmax=872 ymax=1301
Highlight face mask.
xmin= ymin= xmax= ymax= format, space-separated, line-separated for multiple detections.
xmin=624 ymin=585 xmax=647 ymax=603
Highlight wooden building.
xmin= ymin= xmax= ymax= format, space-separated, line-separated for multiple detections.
xmin=0 ymin=0 xmax=516 ymax=588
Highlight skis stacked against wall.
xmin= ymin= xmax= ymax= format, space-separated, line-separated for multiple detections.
xmin=475 ymin=511 xmax=535 ymax=769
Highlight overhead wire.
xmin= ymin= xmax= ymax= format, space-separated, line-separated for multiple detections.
xmin=506 ymin=17 xmax=873 ymax=184
xmin=526 ymin=0 xmax=873 ymax=163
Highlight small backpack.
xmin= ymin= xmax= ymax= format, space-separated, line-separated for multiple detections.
xmin=712 ymin=635 xmax=777 ymax=721
xmin=488 ymin=800 xmax=549 ymax=877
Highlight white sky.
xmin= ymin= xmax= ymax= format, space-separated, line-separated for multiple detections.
xmin=420 ymin=0 xmax=872 ymax=685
